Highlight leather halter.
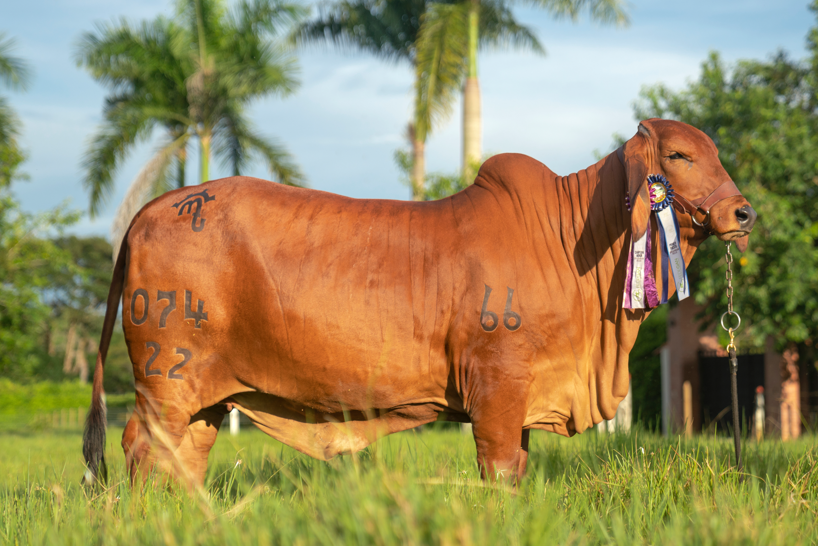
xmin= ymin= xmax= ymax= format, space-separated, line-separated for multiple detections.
xmin=671 ymin=181 xmax=742 ymax=232
xmin=616 ymin=146 xmax=742 ymax=233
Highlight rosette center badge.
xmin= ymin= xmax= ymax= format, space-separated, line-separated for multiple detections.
xmin=647 ymin=174 xmax=674 ymax=211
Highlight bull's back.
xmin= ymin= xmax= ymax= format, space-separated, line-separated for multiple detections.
xmin=123 ymin=178 xmax=460 ymax=413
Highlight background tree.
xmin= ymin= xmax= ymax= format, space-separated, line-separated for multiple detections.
xmin=42 ymin=237 xmax=113 ymax=384
xmin=0 ymin=35 xmax=102 ymax=384
xmin=414 ymin=0 xmax=542 ymax=184
xmin=0 ymin=195 xmax=82 ymax=381
xmin=77 ymin=0 xmax=307 ymax=252
xmin=416 ymin=0 xmax=628 ymax=182
xmin=0 ymin=198 xmax=134 ymax=390
xmin=0 ymin=33 xmax=31 ymax=188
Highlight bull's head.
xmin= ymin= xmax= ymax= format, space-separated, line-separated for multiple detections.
xmin=620 ymin=118 xmax=756 ymax=250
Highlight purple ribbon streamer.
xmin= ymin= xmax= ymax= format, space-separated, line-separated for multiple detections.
xmin=623 ymin=220 xmax=660 ymax=309
xmin=644 ymin=221 xmax=660 ymax=308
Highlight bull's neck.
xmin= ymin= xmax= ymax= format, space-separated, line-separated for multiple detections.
xmin=553 ymin=152 xmax=630 ymax=284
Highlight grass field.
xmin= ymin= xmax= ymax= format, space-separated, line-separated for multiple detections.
xmin=1 ymin=424 xmax=817 ymax=545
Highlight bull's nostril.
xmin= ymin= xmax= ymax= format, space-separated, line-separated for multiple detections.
xmin=735 ymin=205 xmax=757 ymax=230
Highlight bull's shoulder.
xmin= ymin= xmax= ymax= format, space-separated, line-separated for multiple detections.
xmin=475 ymin=153 xmax=557 ymax=192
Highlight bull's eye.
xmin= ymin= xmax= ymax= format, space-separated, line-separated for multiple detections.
xmin=668 ymin=152 xmax=685 ymax=160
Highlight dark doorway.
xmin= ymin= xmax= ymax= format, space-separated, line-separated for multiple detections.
xmin=699 ymin=351 xmax=765 ymax=434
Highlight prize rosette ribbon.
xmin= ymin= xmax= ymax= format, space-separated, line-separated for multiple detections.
xmin=623 ymin=174 xmax=690 ymax=309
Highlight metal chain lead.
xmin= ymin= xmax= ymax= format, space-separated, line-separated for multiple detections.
xmin=725 ymin=242 xmax=734 ymax=314
xmin=722 ymin=240 xmax=743 ymax=475
xmin=721 ymin=241 xmax=741 ymax=346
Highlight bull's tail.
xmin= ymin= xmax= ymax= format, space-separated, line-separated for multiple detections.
xmin=83 ymin=232 xmax=129 ymax=484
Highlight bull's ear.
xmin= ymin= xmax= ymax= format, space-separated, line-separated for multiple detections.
xmin=735 ymin=234 xmax=749 ymax=252
xmin=621 ymin=129 xmax=651 ymax=241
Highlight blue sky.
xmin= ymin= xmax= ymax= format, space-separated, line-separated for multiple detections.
xmin=3 ymin=0 xmax=814 ymax=238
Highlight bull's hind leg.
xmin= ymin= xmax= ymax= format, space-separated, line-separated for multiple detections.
xmin=122 ymin=387 xmax=200 ymax=487
xmin=172 ymin=406 xmax=225 ymax=486
xmin=123 ymin=405 xmax=222 ymax=489
xmin=517 ymin=429 xmax=531 ymax=478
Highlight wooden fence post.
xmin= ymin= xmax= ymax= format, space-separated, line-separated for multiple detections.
xmin=683 ymin=380 xmax=693 ymax=437
xmin=230 ymin=408 xmax=240 ymax=436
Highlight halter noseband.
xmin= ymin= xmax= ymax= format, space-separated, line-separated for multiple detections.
xmin=671 ymin=180 xmax=742 ymax=233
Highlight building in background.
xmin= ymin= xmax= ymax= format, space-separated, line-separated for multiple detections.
xmin=658 ymin=298 xmax=814 ymax=439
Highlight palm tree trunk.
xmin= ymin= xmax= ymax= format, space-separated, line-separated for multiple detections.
xmin=177 ymin=146 xmax=187 ymax=188
xmin=411 ymin=137 xmax=426 ymax=201
xmin=200 ymin=132 xmax=211 ymax=184
xmin=462 ymin=0 xmax=481 ymax=183
xmin=63 ymin=323 xmax=77 ymax=373
xmin=76 ymin=337 xmax=90 ymax=384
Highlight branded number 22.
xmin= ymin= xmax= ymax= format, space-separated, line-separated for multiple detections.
xmin=480 ymin=285 xmax=522 ymax=332
xmin=144 ymin=342 xmax=192 ymax=380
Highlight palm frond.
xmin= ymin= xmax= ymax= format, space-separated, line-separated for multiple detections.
xmin=110 ymin=133 xmax=189 ymax=260
xmin=479 ymin=1 xmax=545 ymax=54
xmin=295 ymin=0 xmax=427 ymax=64
xmin=522 ymin=0 xmax=629 ymax=26
xmin=219 ymin=37 xmax=300 ymax=99
xmin=81 ymin=104 xmax=161 ymax=217
xmin=245 ymin=134 xmax=306 ymax=187
xmin=414 ymin=2 xmax=469 ymax=142
xmin=76 ymin=18 xmax=188 ymax=90
xmin=232 ymin=0 xmax=308 ymax=39
xmin=78 ymin=0 xmax=304 ymax=220
xmin=0 ymin=96 xmax=22 ymax=150
xmin=0 ymin=97 xmax=26 ymax=188
xmin=0 ymin=34 xmax=32 ymax=90
xmin=213 ymin=111 xmax=306 ymax=186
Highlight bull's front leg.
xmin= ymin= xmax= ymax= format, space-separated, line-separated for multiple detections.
xmin=465 ymin=360 xmax=531 ymax=483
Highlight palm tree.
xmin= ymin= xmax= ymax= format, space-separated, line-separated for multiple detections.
xmin=298 ymin=0 xmax=537 ymax=199
xmin=297 ymin=0 xmax=430 ymax=198
xmin=414 ymin=0 xmax=542 ymax=184
xmin=77 ymin=0 xmax=307 ymax=250
xmin=416 ymin=0 xmax=629 ymax=182
xmin=0 ymin=34 xmax=32 ymax=188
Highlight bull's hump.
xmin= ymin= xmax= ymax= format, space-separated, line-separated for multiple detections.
xmin=476 ymin=153 xmax=556 ymax=192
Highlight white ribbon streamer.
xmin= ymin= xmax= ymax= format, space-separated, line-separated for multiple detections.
xmin=656 ymin=207 xmax=689 ymax=300
xmin=628 ymin=230 xmax=648 ymax=308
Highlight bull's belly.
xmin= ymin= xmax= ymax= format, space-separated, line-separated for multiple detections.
xmin=229 ymin=351 xmax=455 ymax=415
xmin=227 ymin=391 xmax=446 ymax=460
xmin=219 ymin=324 xmax=461 ymax=458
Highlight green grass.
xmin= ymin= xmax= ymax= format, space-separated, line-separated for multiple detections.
xmin=0 ymin=379 xmax=134 ymax=431
xmin=1 ymin=425 xmax=817 ymax=545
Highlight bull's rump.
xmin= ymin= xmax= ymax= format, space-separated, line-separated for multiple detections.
xmin=122 ymin=177 xmax=459 ymax=417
